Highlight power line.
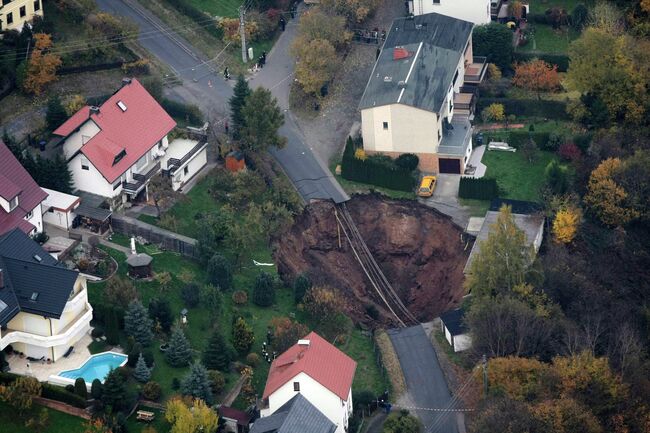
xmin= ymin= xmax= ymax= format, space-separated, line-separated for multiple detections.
xmin=425 ymin=366 xmax=480 ymax=433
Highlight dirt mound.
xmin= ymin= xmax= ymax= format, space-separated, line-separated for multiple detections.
xmin=274 ymin=194 xmax=472 ymax=325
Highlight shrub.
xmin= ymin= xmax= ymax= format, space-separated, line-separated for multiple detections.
xmin=181 ymin=283 xmax=201 ymax=308
xmin=127 ymin=342 xmax=142 ymax=368
xmin=545 ymin=160 xmax=569 ymax=194
xmin=512 ymin=52 xmax=569 ymax=72
xmin=171 ymin=378 xmax=180 ymax=390
xmin=207 ymin=370 xmax=225 ymax=395
xmin=459 ymin=178 xmax=499 ymax=200
xmin=477 ymin=97 xmax=567 ymax=119
xmin=558 ymin=142 xmax=581 ymax=162
xmin=74 ymin=378 xmax=88 ymax=400
xmin=91 ymin=379 xmax=103 ymax=400
xmin=232 ymin=290 xmax=248 ymax=305
xmin=65 ymin=385 xmax=75 ymax=393
xmin=161 ymin=98 xmax=204 ymax=125
xmin=252 ymin=272 xmax=276 ymax=307
xmin=481 ymin=103 xmax=505 ymax=123
xmin=41 ymin=384 xmax=87 ymax=408
xmin=395 ymin=153 xmax=419 ymax=171
xmin=232 ymin=317 xmax=255 ymax=355
xmin=293 ymin=273 xmax=311 ymax=304
xmin=546 ymin=133 xmax=564 ymax=151
xmin=245 ymin=353 xmax=261 ymax=367
xmin=90 ymin=327 xmax=104 ymax=338
xmin=571 ymin=4 xmax=589 ymax=31
xmin=207 ymin=254 xmax=233 ymax=291
xmin=142 ymin=381 xmax=161 ymax=401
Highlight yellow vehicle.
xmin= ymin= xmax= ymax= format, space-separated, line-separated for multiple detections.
xmin=417 ymin=176 xmax=437 ymax=197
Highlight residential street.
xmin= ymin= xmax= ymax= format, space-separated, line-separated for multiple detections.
xmin=95 ymin=0 xmax=348 ymax=203
xmin=389 ymin=325 xmax=462 ymax=433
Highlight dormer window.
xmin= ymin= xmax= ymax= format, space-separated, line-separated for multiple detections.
xmin=117 ymin=101 xmax=127 ymax=112
xmin=8 ymin=196 xmax=18 ymax=211
xmin=113 ymin=149 xmax=127 ymax=166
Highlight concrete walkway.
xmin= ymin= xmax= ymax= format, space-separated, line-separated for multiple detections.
xmin=466 ymin=145 xmax=487 ymax=178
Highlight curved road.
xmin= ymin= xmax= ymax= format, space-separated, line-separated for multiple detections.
xmin=96 ymin=0 xmax=348 ymax=203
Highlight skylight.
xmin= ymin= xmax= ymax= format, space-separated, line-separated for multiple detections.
xmin=113 ymin=149 xmax=127 ymax=166
xmin=30 ymin=292 xmax=39 ymax=301
xmin=117 ymin=101 xmax=127 ymax=112
xmin=33 ymin=254 xmax=42 ymax=262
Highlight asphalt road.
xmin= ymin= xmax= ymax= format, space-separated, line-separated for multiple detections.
xmin=389 ymin=326 xmax=459 ymax=433
xmin=95 ymin=0 xmax=348 ymax=203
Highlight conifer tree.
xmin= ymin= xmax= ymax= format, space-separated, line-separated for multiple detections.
xmin=202 ymin=329 xmax=233 ymax=371
xmin=165 ymin=327 xmax=193 ymax=367
xmin=229 ymin=75 xmax=250 ymax=139
xmin=101 ymin=368 xmax=128 ymax=412
xmin=180 ymin=361 xmax=213 ymax=405
xmin=124 ymin=300 xmax=154 ymax=347
xmin=133 ymin=353 xmax=151 ymax=383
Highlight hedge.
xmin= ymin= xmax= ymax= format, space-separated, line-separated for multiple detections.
xmin=161 ymin=98 xmax=204 ymax=125
xmin=0 ymin=372 xmax=87 ymax=408
xmin=512 ymin=52 xmax=570 ymax=72
xmin=481 ymin=130 xmax=552 ymax=150
xmin=477 ymin=98 xmax=567 ymax=120
xmin=459 ymin=177 xmax=499 ymax=200
xmin=166 ymin=0 xmax=223 ymax=39
xmin=341 ymin=138 xmax=417 ymax=192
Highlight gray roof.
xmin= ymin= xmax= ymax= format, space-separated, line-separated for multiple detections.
xmin=439 ymin=119 xmax=473 ymax=156
xmin=0 ymin=229 xmax=79 ymax=326
xmin=464 ymin=211 xmax=545 ymax=274
xmin=359 ymin=13 xmax=474 ymax=113
xmin=440 ymin=307 xmax=467 ymax=336
xmin=250 ymin=394 xmax=336 ymax=433
xmin=126 ymin=253 xmax=152 ymax=267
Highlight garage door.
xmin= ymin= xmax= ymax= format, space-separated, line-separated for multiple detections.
xmin=439 ymin=158 xmax=461 ymax=174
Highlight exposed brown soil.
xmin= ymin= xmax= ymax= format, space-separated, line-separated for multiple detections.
xmin=274 ymin=194 xmax=472 ymax=326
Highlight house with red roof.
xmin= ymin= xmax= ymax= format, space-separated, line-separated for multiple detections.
xmin=53 ymin=78 xmax=208 ymax=210
xmin=0 ymin=140 xmax=48 ymax=237
xmin=260 ymin=332 xmax=356 ymax=433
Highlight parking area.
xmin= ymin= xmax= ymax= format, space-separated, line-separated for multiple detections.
xmin=418 ymin=174 xmax=470 ymax=228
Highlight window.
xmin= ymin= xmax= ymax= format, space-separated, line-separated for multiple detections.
xmin=34 ymin=1 xmax=41 ymax=11
xmin=19 ymin=6 xmax=26 ymax=17
xmin=117 ymin=101 xmax=127 ymax=112
xmin=437 ymin=128 xmax=442 ymax=142
xmin=9 ymin=196 xmax=18 ymax=211
xmin=113 ymin=179 xmax=121 ymax=190
xmin=2 ymin=0 xmax=13 ymax=7
xmin=453 ymin=70 xmax=459 ymax=87
xmin=382 ymin=122 xmax=389 ymax=130
xmin=293 ymin=382 xmax=300 ymax=392
xmin=81 ymin=157 xmax=89 ymax=170
xmin=113 ymin=149 xmax=127 ymax=166
xmin=47 ymin=207 xmax=54 ymax=213
xmin=433 ymin=0 xmax=441 ymax=4
xmin=184 ymin=166 xmax=189 ymax=175
xmin=25 ymin=210 xmax=33 ymax=219
xmin=7 ymin=12 xmax=13 ymax=25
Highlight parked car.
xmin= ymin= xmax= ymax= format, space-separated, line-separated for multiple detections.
xmin=417 ymin=176 xmax=437 ymax=197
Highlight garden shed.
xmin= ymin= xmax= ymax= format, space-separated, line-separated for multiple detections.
xmin=126 ymin=253 xmax=153 ymax=278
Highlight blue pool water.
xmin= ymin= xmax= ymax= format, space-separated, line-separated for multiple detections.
xmin=59 ymin=352 xmax=127 ymax=383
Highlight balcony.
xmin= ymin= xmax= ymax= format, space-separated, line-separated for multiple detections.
xmin=464 ymin=56 xmax=488 ymax=85
xmin=122 ymin=161 xmax=161 ymax=195
xmin=453 ymin=86 xmax=479 ymax=119
xmin=165 ymin=139 xmax=208 ymax=175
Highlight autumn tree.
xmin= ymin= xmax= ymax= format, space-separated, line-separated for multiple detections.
xmin=296 ymin=8 xmax=350 ymax=48
xmin=465 ymin=205 xmax=534 ymax=298
xmin=66 ymin=94 xmax=87 ymax=116
xmin=0 ymin=376 xmax=42 ymax=414
xmin=532 ymin=398 xmax=603 ymax=433
xmin=23 ymin=33 xmax=62 ymax=95
xmin=232 ymin=317 xmax=255 ymax=355
xmin=553 ymin=207 xmax=581 ymax=243
xmin=218 ymin=18 xmax=258 ymax=44
xmin=271 ymin=317 xmax=310 ymax=353
xmin=165 ymin=398 xmax=218 ymax=433
xmin=292 ymin=38 xmax=341 ymax=98
xmin=512 ymin=59 xmax=561 ymax=99
xmin=240 ymin=88 xmax=286 ymax=152
xmin=302 ymin=286 xmax=350 ymax=339
xmin=481 ymin=103 xmax=505 ymax=123
xmin=319 ymin=0 xmax=380 ymax=23
xmin=587 ymin=1 xmax=624 ymax=35
xmin=584 ymin=158 xmax=639 ymax=226
xmin=148 ymin=173 xmax=182 ymax=216
xmin=469 ymin=397 xmax=547 ymax=433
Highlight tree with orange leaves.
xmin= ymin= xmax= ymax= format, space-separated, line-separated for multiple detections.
xmin=584 ymin=158 xmax=639 ymax=227
xmin=512 ymin=59 xmax=561 ymax=100
xmin=23 ymin=34 xmax=62 ymax=96
xmin=552 ymin=207 xmax=581 ymax=244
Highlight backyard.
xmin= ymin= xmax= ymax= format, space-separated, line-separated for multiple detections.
xmin=0 ymin=401 xmax=86 ymax=433
xmin=518 ymin=23 xmax=579 ymax=54
xmin=528 ymin=0 xmax=582 ymax=14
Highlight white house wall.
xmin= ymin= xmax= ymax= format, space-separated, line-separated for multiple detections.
xmin=42 ymin=208 xmax=74 ymax=229
xmin=69 ymin=155 xmax=120 ymax=199
xmin=361 ymin=104 xmax=440 ymax=154
xmin=61 ymin=120 xmax=101 ymax=160
xmin=26 ymin=203 xmax=43 ymax=234
xmin=452 ymin=334 xmax=472 ymax=352
xmin=262 ymin=372 xmax=351 ymax=433
xmin=171 ymin=146 xmax=208 ymax=191
xmin=409 ymin=0 xmax=491 ymax=24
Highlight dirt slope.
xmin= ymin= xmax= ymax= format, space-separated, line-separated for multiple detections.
xmin=274 ymin=194 xmax=472 ymax=325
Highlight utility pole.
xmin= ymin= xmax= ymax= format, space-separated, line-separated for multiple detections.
xmin=482 ymin=354 xmax=488 ymax=396
xmin=239 ymin=5 xmax=247 ymax=63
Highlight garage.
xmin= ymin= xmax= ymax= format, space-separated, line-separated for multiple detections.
xmin=439 ymin=158 xmax=461 ymax=174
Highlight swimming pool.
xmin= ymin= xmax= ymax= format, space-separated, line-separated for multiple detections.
xmin=58 ymin=352 xmax=128 ymax=383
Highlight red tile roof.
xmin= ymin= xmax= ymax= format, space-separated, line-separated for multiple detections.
xmin=218 ymin=406 xmax=251 ymax=425
xmin=0 ymin=141 xmax=48 ymax=236
xmin=263 ymin=332 xmax=356 ymax=401
xmin=53 ymin=79 xmax=176 ymax=183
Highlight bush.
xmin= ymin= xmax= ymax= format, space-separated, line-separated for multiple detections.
xmin=512 ymin=52 xmax=569 ymax=72
xmin=476 ymin=98 xmax=567 ymax=120
xmin=232 ymin=290 xmax=248 ymax=305
xmin=91 ymin=379 xmax=103 ymax=400
xmin=74 ymin=377 xmax=88 ymax=400
xmin=171 ymin=378 xmax=180 ymax=390
xmin=252 ymin=272 xmax=276 ymax=307
xmin=573 ymin=133 xmax=593 ymax=152
xmin=41 ymin=384 xmax=88 ymax=408
xmin=341 ymin=137 xmax=417 ymax=192
xmin=161 ymin=98 xmax=204 ymax=125
xmin=472 ymin=23 xmax=513 ymax=70
xmin=182 ymin=283 xmax=201 ymax=308
xmin=208 ymin=370 xmax=226 ymax=395
xmin=395 ymin=153 xmax=419 ymax=171
xmin=90 ymin=327 xmax=104 ymax=338
xmin=245 ymin=353 xmax=261 ymax=367
xmin=293 ymin=273 xmax=311 ymax=304
xmin=65 ymin=385 xmax=75 ymax=393
xmin=142 ymin=381 xmax=161 ymax=401
xmin=459 ymin=178 xmax=499 ymax=200
xmin=207 ymin=254 xmax=233 ymax=291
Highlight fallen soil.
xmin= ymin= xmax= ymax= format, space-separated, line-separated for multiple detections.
xmin=274 ymin=194 xmax=472 ymax=326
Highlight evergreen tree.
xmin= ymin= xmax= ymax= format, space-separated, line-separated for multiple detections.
xmin=148 ymin=297 xmax=173 ymax=334
xmin=293 ymin=273 xmax=311 ymax=304
xmin=127 ymin=342 xmax=142 ymax=367
xmin=200 ymin=284 xmax=223 ymax=320
xmin=252 ymin=272 xmax=275 ymax=307
xmin=101 ymin=368 xmax=128 ymax=412
xmin=124 ymin=300 xmax=154 ymax=347
xmin=207 ymin=254 xmax=233 ymax=291
xmin=45 ymin=96 xmax=67 ymax=132
xmin=232 ymin=317 xmax=254 ymax=355
xmin=180 ymin=361 xmax=213 ymax=405
xmin=202 ymin=329 xmax=233 ymax=371
xmin=165 ymin=327 xmax=193 ymax=367
xmin=240 ymin=88 xmax=286 ymax=152
xmin=74 ymin=377 xmax=88 ymax=400
xmin=104 ymin=306 xmax=121 ymax=345
xmin=229 ymin=74 xmax=250 ymax=139
xmin=90 ymin=379 xmax=103 ymax=400
xmin=133 ymin=354 xmax=151 ymax=383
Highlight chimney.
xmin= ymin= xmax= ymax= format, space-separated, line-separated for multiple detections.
xmin=297 ymin=339 xmax=310 ymax=347
xmin=89 ymin=106 xmax=100 ymax=115
xmin=122 ymin=77 xmax=132 ymax=86
xmin=0 ymin=269 xmax=3 ymax=289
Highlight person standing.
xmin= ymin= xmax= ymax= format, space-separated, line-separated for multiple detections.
xmin=279 ymin=16 xmax=286 ymax=31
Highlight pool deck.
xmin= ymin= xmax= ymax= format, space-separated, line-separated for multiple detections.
xmin=5 ymin=335 xmax=120 ymax=382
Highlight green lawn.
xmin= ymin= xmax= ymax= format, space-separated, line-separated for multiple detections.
xmin=519 ymin=24 xmax=580 ymax=54
xmin=184 ymin=0 xmax=243 ymax=17
xmin=459 ymin=199 xmax=491 ymax=217
xmin=528 ymin=0 xmax=582 ymax=14
xmin=0 ymin=401 xmax=86 ymax=433
xmin=329 ymin=161 xmax=416 ymax=200
xmin=126 ymin=408 xmax=169 ymax=433
xmin=482 ymin=150 xmax=557 ymax=202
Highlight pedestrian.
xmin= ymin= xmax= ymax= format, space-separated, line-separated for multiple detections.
xmin=261 ymin=51 xmax=267 ymax=65
xmin=279 ymin=16 xmax=286 ymax=31
xmin=224 ymin=120 xmax=229 ymax=134
xmin=376 ymin=47 xmax=380 ymax=59
xmin=290 ymin=5 xmax=296 ymax=19
xmin=223 ymin=67 xmax=230 ymax=80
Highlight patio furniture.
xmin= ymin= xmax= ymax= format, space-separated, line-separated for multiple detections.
xmin=63 ymin=346 xmax=74 ymax=358
xmin=488 ymin=141 xmax=516 ymax=152
xmin=136 ymin=410 xmax=155 ymax=422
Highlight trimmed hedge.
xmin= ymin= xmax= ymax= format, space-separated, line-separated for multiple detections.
xmin=166 ymin=0 xmax=223 ymax=39
xmin=477 ymin=98 xmax=567 ymax=120
xmin=341 ymin=137 xmax=417 ymax=192
xmin=161 ymin=98 xmax=204 ymax=125
xmin=512 ymin=52 xmax=569 ymax=72
xmin=42 ymin=384 xmax=88 ymax=408
xmin=459 ymin=177 xmax=499 ymax=200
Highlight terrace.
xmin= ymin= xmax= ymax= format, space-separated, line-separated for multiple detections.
xmin=122 ymin=161 xmax=161 ymax=195
xmin=464 ymin=56 xmax=488 ymax=84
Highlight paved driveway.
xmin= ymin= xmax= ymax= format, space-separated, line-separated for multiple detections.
xmin=96 ymin=0 xmax=348 ymax=203
xmin=418 ymin=175 xmax=470 ymax=228
xmin=388 ymin=325 xmax=460 ymax=433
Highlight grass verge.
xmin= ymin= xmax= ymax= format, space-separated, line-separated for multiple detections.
xmin=374 ymin=330 xmax=406 ymax=398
